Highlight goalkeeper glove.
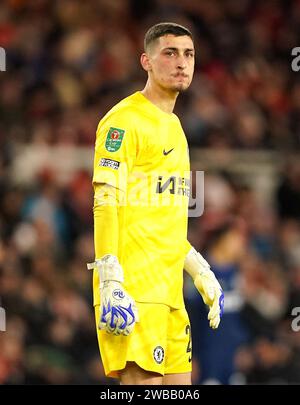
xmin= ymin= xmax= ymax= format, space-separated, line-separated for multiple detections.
xmin=87 ymin=255 xmax=138 ymax=336
xmin=184 ymin=247 xmax=224 ymax=329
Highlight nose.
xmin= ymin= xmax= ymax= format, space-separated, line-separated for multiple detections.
xmin=177 ymin=55 xmax=187 ymax=70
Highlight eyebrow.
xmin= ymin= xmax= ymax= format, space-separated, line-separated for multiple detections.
xmin=162 ymin=47 xmax=195 ymax=52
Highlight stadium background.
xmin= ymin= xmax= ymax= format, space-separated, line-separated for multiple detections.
xmin=1 ymin=0 xmax=300 ymax=384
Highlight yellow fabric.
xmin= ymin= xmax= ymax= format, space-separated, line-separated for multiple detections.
xmin=93 ymin=185 xmax=120 ymax=258
xmin=94 ymin=303 xmax=192 ymax=377
xmin=92 ymin=91 xmax=190 ymax=309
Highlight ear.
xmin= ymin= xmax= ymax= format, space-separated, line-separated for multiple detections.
xmin=140 ymin=53 xmax=152 ymax=72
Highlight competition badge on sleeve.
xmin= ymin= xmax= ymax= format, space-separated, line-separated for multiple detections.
xmin=105 ymin=127 xmax=125 ymax=152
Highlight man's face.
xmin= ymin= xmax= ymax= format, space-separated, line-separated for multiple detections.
xmin=145 ymin=34 xmax=195 ymax=92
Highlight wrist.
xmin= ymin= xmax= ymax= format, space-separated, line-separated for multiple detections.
xmin=184 ymin=247 xmax=211 ymax=280
xmin=87 ymin=254 xmax=124 ymax=283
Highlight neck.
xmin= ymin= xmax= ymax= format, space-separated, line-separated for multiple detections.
xmin=141 ymin=80 xmax=178 ymax=114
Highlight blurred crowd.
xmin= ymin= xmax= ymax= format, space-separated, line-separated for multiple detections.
xmin=1 ymin=0 xmax=300 ymax=385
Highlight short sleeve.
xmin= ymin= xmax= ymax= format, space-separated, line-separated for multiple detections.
xmin=92 ymin=110 xmax=137 ymax=191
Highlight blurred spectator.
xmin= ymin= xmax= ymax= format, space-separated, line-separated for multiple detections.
xmin=187 ymin=217 xmax=251 ymax=384
xmin=276 ymin=161 xmax=300 ymax=221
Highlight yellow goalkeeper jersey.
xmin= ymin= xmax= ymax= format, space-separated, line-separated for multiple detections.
xmin=92 ymin=91 xmax=191 ymax=309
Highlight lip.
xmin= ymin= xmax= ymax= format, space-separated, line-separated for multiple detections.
xmin=173 ymin=73 xmax=189 ymax=79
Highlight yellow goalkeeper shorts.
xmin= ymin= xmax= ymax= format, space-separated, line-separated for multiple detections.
xmin=94 ymin=302 xmax=192 ymax=378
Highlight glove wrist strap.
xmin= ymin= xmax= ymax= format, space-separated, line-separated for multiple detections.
xmin=184 ymin=247 xmax=211 ymax=280
xmin=87 ymin=254 xmax=124 ymax=283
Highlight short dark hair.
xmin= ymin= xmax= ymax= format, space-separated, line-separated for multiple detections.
xmin=144 ymin=22 xmax=193 ymax=51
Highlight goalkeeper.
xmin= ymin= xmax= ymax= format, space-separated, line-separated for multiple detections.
xmin=88 ymin=22 xmax=224 ymax=385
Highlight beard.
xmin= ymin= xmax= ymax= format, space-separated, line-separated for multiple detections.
xmin=168 ymin=75 xmax=191 ymax=93
xmin=171 ymin=83 xmax=189 ymax=92
xmin=151 ymin=70 xmax=192 ymax=94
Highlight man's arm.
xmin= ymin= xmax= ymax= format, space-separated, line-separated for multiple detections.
xmin=184 ymin=244 xmax=224 ymax=329
xmin=87 ymin=183 xmax=138 ymax=336
xmin=93 ymin=183 xmax=120 ymax=258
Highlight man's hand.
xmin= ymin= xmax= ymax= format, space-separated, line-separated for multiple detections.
xmin=100 ymin=279 xmax=138 ymax=335
xmin=194 ymin=269 xmax=224 ymax=329
xmin=184 ymin=247 xmax=224 ymax=329
xmin=87 ymin=255 xmax=138 ymax=335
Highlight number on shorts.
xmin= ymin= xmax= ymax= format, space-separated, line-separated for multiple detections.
xmin=185 ymin=324 xmax=192 ymax=362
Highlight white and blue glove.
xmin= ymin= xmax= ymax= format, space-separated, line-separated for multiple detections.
xmin=87 ymin=255 xmax=138 ymax=336
xmin=184 ymin=247 xmax=224 ymax=329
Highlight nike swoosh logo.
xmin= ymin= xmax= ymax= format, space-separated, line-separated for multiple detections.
xmin=163 ymin=148 xmax=174 ymax=155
